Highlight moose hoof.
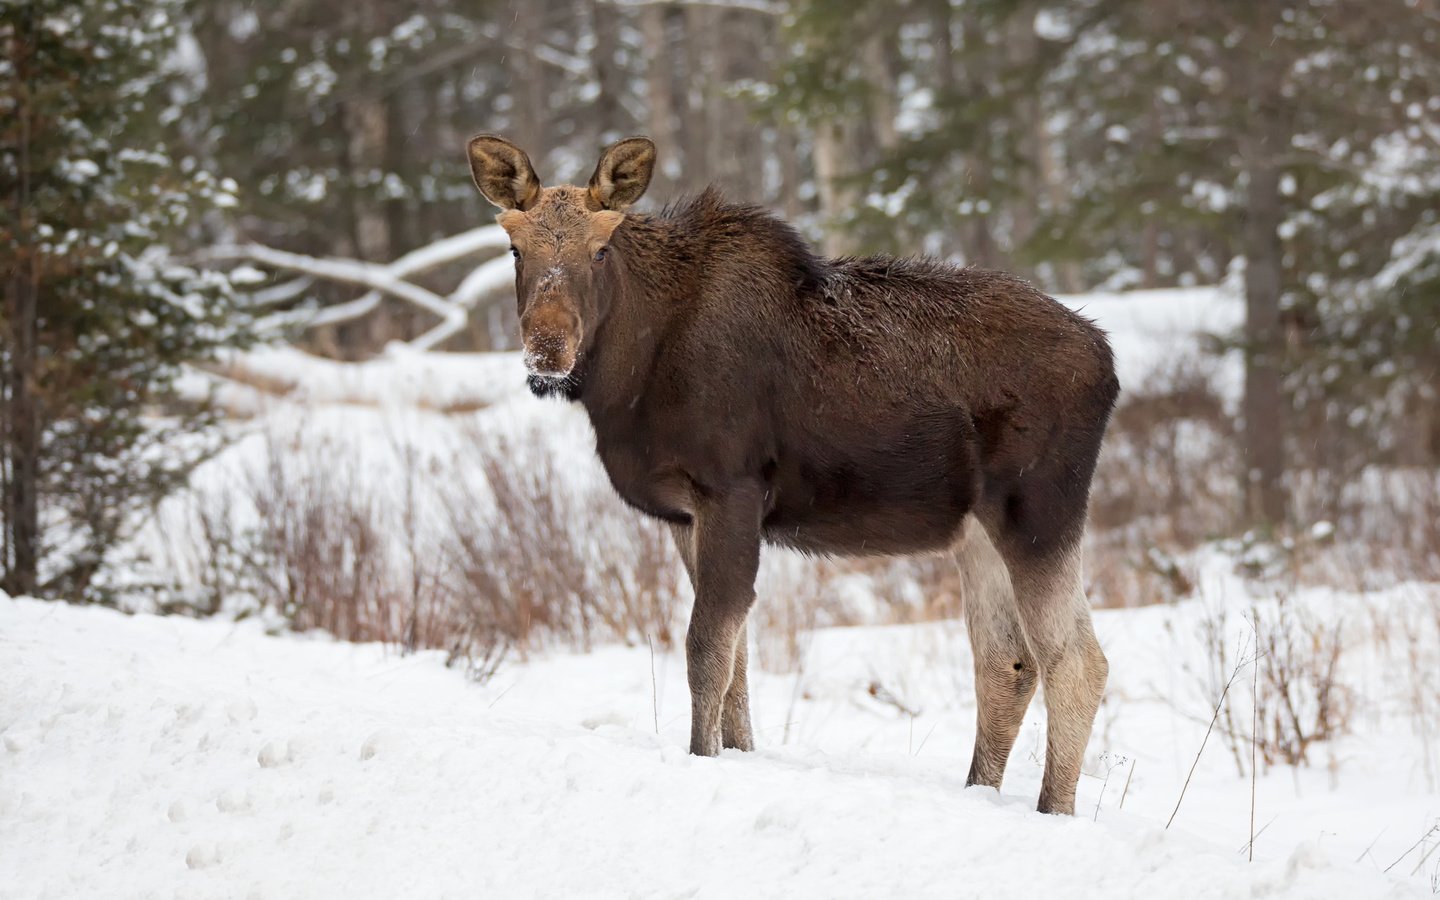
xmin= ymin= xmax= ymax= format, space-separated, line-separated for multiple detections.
xmin=689 ymin=734 xmax=722 ymax=757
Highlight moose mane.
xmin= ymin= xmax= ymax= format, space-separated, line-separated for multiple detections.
xmin=615 ymin=186 xmax=828 ymax=301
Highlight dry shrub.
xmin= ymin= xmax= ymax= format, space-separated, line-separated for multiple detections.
xmin=836 ymin=554 xmax=964 ymax=622
xmin=1092 ymin=350 xmax=1236 ymax=540
xmin=750 ymin=550 xmax=968 ymax=673
xmin=174 ymin=415 xmax=970 ymax=678
xmin=1082 ymin=344 xmax=1438 ymax=603
xmin=245 ymin=432 xmax=412 ymax=644
xmin=438 ymin=424 xmax=684 ymax=656
xmin=1250 ymin=594 xmax=1352 ymax=768
xmin=751 ymin=556 xmax=830 ymax=673
xmin=1289 ymin=467 xmax=1440 ymax=587
xmin=1086 ymin=350 xmax=1235 ymax=606
xmin=1192 ymin=594 xmax=1353 ymax=776
xmin=1367 ymin=587 xmax=1440 ymax=792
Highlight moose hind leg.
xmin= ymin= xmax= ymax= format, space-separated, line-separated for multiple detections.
xmin=958 ymin=518 xmax=1038 ymax=790
xmin=1004 ymin=541 xmax=1108 ymax=815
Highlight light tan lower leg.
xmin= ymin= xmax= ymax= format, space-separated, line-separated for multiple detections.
xmin=721 ymin=623 xmax=754 ymax=750
xmin=1008 ymin=546 xmax=1108 ymax=815
xmin=959 ymin=518 xmax=1039 ymax=788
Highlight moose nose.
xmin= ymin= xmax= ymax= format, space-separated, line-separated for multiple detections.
xmin=520 ymin=303 xmax=580 ymax=377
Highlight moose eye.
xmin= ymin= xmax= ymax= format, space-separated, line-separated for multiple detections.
xmin=509 ymin=246 xmax=520 ymax=259
xmin=593 ymin=246 xmax=609 ymax=264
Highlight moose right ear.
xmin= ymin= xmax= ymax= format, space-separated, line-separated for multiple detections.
xmin=587 ymin=137 xmax=656 ymax=211
xmin=467 ymin=135 xmax=542 ymax=211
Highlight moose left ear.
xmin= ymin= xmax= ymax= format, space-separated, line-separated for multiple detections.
xmin=587 ymin=137 xmax=656 ymax=212
xmin=467 ymin=134 xmax=542 ymax=211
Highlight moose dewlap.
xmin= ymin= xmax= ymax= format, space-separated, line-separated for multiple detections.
xmin=466 ymin=134 xmax=1119 ymax=816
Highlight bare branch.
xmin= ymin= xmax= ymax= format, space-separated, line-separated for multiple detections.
xmin=242 ymin=276 xmax=314 ymax=308
xmin=205 ymin=243 xmax=464 ymax=333
xmin=598 ymin=0 xmax=784 ymax=16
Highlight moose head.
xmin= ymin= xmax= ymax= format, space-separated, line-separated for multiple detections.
xmin=466 ymin=135 xmax=656 ymax=383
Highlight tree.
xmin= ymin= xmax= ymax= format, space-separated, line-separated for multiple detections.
xmin=963 ymin=0 xmax=1439 ymax=528
xmin=1 ymin=0 xmax=248 ymax=599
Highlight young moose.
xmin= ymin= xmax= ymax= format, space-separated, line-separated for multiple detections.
xmin=467 ymin=135 xmax=1119 ymax=815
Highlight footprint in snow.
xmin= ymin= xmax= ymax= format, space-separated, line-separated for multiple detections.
xmin=216 ymin=787 xmax=252 ymax=814
xmin=359 ymin=729 xmax=400 ymax=761
xmin=226 ymin=698 xmax=259 ymax=723
xmin=257 ymin=739 xmax=293 ymax=768
xmin=185 ymin=841 xmax=224 ymax=870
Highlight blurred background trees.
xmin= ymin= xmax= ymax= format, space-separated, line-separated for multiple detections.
xmin=4 ymin=0 xmax=1439 ymax=599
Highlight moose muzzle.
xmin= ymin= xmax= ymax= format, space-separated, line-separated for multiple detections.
xmin=520 ymin=302 xmax=581 ymax=378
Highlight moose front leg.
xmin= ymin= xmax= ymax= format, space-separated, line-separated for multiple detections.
xmin=684 ymin=485 xmax=762 ymax=757
xmin=670 ymin=522 xmax=755 ymax=751
xmin=720 ymin=622 xmax=754 ymax=750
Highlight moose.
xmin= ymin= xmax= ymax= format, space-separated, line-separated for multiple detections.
xmin=466 ymin=135 xmax=1119 ymax=815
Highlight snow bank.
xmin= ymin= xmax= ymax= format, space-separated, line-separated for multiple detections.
xmin=206 ymin=343 xmax=530 ymax=413
xmin=1 ymin=593 xmax=1430 ymax=899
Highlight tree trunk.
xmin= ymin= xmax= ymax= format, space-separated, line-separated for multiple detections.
xmin=774 ymin=117 xmax=803 ymax=220
xmin=813 ymin=120 xmax=860 ymax=256
xmin=4 ymin=12 xmax=40 ymax=596
xmin=1141 ymin=219 xmax=1161 ymax=288
xmin=861 ymin=28 xmax=899 ymax=153
xmin=510 ymin=0 xmax=549 ymax=155
xmin=1240 ymin=136 xmax=1288 ymax=528
xmin=679 ymin=6 xmax=714 ymax=187
xmin=640 ymin=4 xmax=680 ymax=197
xmin=933 ymin=2 xmax=1001 ymax=267
xmin=589 ymin=0 xmax=625 ymax=145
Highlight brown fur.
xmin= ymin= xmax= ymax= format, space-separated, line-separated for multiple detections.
xmin=467 ymin=135 xmax=1120 ymax=814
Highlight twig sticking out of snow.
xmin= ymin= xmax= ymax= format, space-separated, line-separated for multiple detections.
xmin=1250 ymin=610 xmax=1260 ymax=862
xmin=1166 ymin=634 xmax=1255 ymax=830
xmin=1385 ymin=821 xmax=1440 ymax=874
xmin=648 ymin=635 xmax=659 ymax=735
xmin=1093 ymin=753 xmax=1129 ymax=822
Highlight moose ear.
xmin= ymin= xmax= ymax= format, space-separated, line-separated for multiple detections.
xmin=467 ymin=135 xmax=542 ymax=211
xmin=587 ymin=137 xmax=656 ymax=211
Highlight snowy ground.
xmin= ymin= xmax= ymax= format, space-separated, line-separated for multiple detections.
xmin=3 ymin=584 xmax=1435 ymax=899
xmin=7 ymin=287 xmax=1438 ymax=897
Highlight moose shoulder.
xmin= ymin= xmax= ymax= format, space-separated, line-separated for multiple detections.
xmin=467 ymin=134 xmax=1119 ymax=816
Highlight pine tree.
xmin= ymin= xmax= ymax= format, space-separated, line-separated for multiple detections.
xmin=1 ymin=0 xmax=248 ymax=599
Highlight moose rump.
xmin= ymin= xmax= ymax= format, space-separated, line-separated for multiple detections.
xmin=465 ymin=133 xmax=1119 ymax=816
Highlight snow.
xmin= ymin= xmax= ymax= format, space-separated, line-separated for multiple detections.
xmin=1058 ymin=286 xmax=1244 ymax=405
xmin=207 ymin=343 xmax=527 ymax=412
xmin=2 ymin=589 xmax=1431 ymax=899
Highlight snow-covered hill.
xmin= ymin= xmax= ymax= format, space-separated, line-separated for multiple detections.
xmin=2 ymin=583 xmax=1433 ymax=899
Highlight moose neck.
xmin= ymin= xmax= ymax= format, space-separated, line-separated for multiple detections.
xmin=573 ymin=211 xmax=696 ymax=419
xmin=570 ymin=189 xmax=824 ymax=425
